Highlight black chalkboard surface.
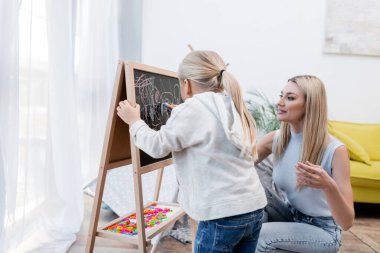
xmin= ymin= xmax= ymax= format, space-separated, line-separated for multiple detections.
xmin=134 ymin=69 xmax=181 ymax=131
xmin=128 ymin=65 xmax=181 ymax=167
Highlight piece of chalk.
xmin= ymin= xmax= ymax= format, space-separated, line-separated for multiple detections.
xmin=162 ymin=102 xmax=175 ymax=111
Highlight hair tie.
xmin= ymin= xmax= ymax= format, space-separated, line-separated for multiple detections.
xmin=220 ymin=69 xmax=225 ymax=76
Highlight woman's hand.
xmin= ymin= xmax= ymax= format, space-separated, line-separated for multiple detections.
xmin=296 ymin=161 xmax=334 ymax=190
xmin=296 ymin=147 xmax=354 ymax=230
xmin=116 ymin=100 xmax=141 ymax=125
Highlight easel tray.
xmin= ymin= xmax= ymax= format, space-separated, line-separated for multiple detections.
xmin=97 ymin=201 xmax=185 ymax=244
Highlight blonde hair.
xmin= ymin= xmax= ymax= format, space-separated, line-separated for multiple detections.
xmin=275 ymin=75 xmax=329 ymax=165
xmin=177 ymin=50 xmax=258 ymax=159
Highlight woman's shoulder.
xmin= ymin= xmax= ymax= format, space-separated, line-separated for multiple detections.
xmin=321 ymin=135 xmax=348 ymax=171
xmin=327 ymin=135 xmax=345 ymax=152
xmin=271 ymin=129 xmax=281 ymax=143
xmin=260 ymin=130 xmax=278 ymax=150
xmin=263 ymin=131 xmax=278 ymax=142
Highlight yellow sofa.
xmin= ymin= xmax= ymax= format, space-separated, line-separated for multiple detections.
xmin=328 ymin=121 xmax=380 ymax=204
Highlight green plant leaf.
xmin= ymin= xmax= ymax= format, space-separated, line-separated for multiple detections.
xmin=246 ymin=89 xmax=280 ymax=134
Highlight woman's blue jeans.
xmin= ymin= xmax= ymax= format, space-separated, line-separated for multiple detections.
xmin=195 ymin=209 xmax=264 ymax=253
xmin=256 ymin=187 xmax=342 ymax=253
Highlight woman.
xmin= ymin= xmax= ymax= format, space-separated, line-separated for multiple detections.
xmin=255 ymin=75 xmax=354 ymax=253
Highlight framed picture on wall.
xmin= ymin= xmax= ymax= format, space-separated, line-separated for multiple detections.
xmin=324 ymin=0 xmax=380 ymax=57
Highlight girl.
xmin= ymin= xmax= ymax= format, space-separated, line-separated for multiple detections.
xmin=117 ymin=50 xmax=267 ymax=252
xmin=255 ymin=75 xmax=355 ymax=253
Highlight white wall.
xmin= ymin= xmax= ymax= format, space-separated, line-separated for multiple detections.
xmin=141 ymin=0 xmax=380 ymax=123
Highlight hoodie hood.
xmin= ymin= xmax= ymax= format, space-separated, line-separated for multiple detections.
xmin=193 ymin=92 xmax=251 ymax=157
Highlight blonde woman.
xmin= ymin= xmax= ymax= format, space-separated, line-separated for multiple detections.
xmin=117 ymin=50 xmax=267 ymax=252
xmin=255 ymin=75 xmax=355 ymax=253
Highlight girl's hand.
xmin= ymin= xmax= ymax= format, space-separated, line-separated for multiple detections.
xmin=116 ymin=100 xmax=141 ymax=125
xmin=296 ymin=161 xmax=334 ymax=190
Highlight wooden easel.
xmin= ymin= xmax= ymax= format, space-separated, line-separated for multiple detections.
xmin=85 ymin=61 xmax=187 ymax=253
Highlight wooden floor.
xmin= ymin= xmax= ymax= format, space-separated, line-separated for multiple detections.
xmin=339 ymin=203 xmax=380 ymax=253
xmin=68 ymin=195 xmax=380 ymax=253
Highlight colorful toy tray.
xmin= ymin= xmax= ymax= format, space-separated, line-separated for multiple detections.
xmin=97 ymin=201 xmax=185 ymax=243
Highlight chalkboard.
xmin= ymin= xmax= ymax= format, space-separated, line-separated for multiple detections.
xmin=87 ymin=62 xmax=188 ymax=253
xmin=126 ymin=63 xmax=181 ymax=167
xmin=134 ymin=69 xmax=181 ymax=131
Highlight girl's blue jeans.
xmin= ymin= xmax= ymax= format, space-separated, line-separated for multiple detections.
xmin=194 ymin=208 xmax=264 ymax=253
xmin=256 ymin=187 xmax=342 ymax=253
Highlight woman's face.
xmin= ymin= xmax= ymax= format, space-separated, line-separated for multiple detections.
xmin=276 ymin=81 xmax=306 ymax=124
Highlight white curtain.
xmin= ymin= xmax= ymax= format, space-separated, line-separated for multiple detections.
xmin=0 ymin=0 xmax=19 ymax=251
xmin=0 ymin=0 xmax=141 ymax=252
xmin=75 ymin=0 xmax=120 ymax=185
xmin=10 ymin=0 xmax=82 ymax=252
xmin=76 ymin=0 xmax=143 ymax=185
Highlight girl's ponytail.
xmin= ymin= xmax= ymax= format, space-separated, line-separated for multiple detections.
xmin=220 ymin=71 xmax=258 ymax=160
xmin=178 ymin=50 xmax=258 ymax=159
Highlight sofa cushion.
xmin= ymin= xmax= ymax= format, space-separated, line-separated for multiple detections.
xmin=329 ymin=128 xmax=371 ymax=164
xmin=329 ymin=121 xmax=380 ymax=161
xmin=350 ymin=161 xmax=380 ymax=188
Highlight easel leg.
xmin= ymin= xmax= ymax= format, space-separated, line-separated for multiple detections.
xmin=149 ymin=167 xmax=164 ymax=253
xmin=190 ymin=218 xmax=198 ymax=253
xmin=153 ymin=168 xmax=164 ymax=201
xmin=85 ymin=166 xmax=108 ymax=253
xmin=133 ymin=167 xmax=148 ymax=253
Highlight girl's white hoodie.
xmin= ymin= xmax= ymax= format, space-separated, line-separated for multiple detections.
xmin=130 ymin=92 xmax=267 ymax=221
